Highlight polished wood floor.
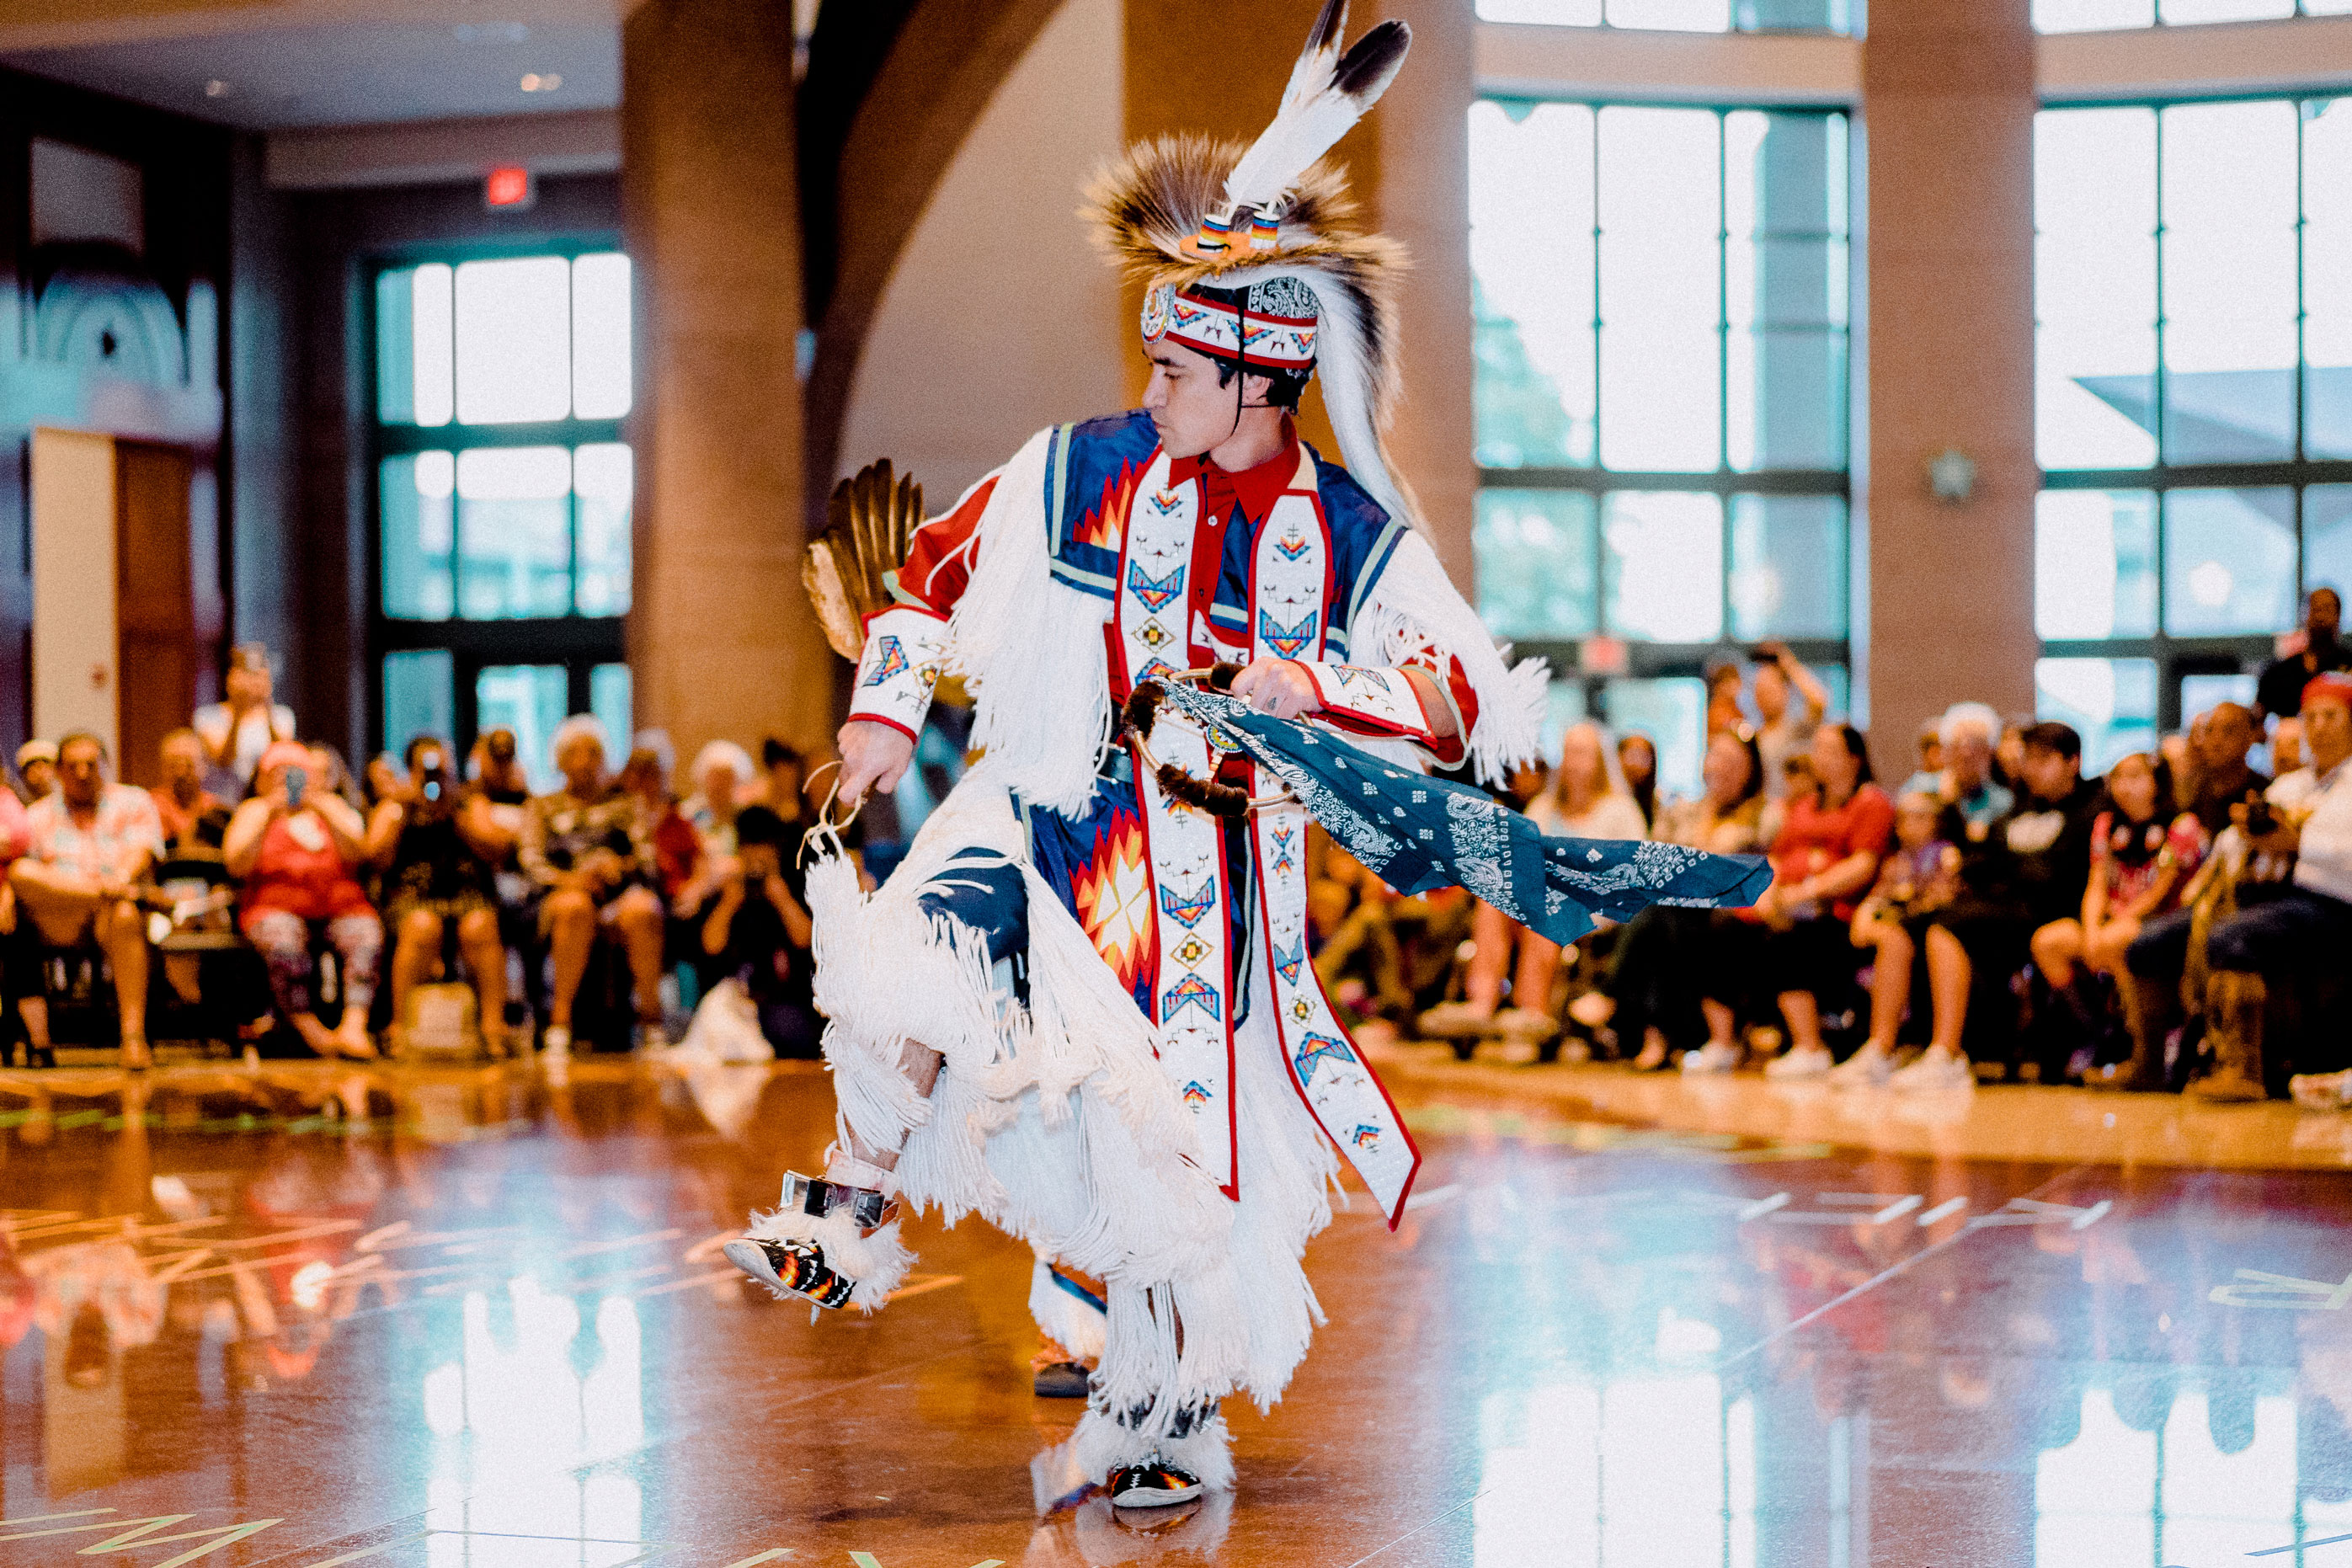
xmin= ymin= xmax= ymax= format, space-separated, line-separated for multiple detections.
xmin=0 ymin=1051 xmax=2345 ymax=1566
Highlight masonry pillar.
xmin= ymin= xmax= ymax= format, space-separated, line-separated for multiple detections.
xmin=622 ymin=0 xmax=829 ymax=760
xmin=1862 ymin=0 xmax=2039 ymax=775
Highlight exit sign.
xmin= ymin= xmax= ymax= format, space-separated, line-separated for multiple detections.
xmin=484 ymin=165 xmax=536 ymax=211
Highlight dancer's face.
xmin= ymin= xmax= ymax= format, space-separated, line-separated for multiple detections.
xmin=1143 ymin=339 xmax=1276 ymax=460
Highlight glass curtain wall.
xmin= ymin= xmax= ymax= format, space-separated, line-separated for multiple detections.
xmin=2035 ymin=97 xmax=2352 ymax=766
xmin=1475 ymin=0 xmax=1851 ymax=32
xmin=373 ymin=248 xmax=634 ymax=783
xmin=1469 ymin=100 xmax=1853 ymax=794
xmin=2035 ymin=0 xmax=2352 ymax=30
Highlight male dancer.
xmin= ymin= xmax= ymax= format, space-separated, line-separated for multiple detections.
xmin=727 ymin=0 xmax=1760 ymax=1507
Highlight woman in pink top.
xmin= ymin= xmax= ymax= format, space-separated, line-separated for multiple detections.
xmin=224 ymin=742 xmax=380 ymax=1059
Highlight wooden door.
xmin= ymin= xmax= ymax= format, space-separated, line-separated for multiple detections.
xmin=115 ymin=440 xmax=195 ymax=788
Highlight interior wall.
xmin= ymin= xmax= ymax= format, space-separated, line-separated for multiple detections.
xmin=29 ymin=428 xmax=120 ymax=755
xmin=834 ymin=0 xmax=1124 ymax=502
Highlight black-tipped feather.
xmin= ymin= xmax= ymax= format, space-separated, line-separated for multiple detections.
xmin=1333 ymin=19 xmax=1411 ymax=100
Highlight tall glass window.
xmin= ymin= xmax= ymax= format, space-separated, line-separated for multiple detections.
xmin=1470 ymin=100 xmax=1852 ymax=793
xmin=371 ymin=248 xmax=632 ymax=766
xmin=2035 ymin=0 xmax=2352 ymax=31
xmin=2035 ymin=99 xmax=2352 ymax=748
xmin=1475 ymin=0 xmax=1852 ymax=32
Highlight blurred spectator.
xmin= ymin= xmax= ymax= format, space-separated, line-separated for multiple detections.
xmin=9 ymin=733 xmax=152 ymax=1068
xmin=521 ymin=716 xmax=666 ymax=1054
xmin=2186 ymin=702 xmax=2269 ymax=838
xmin=150 ymin=728 xmax=227 ymax=853
xmin=2068 ymin=751 xmax=2206 ymax=982
xmin=692 ymin=804 xmax=817 ymax=1055
xmin=1752 ymin=642 xmax=1830 ymax=801
xmin=2162 ymin=726 xmax=2198 ymax=813
xmin=13 ymin=741 xmax=54 ymax=806
xmin=2274 ymin=715 xmax=2307 ymax=777
xmin=1429 ymin=723 xmax=1642 ymax=1040
xmin=472 ymin=728 xmax=532 ymax=808
xmin=2192 ymin=674 xmax=2352 ymax=1102
xmin=1577 ymin=729 xmax=1769 ymax=1068
xmin=1705 ymin=657 xmax=1746 ymax=740
xmin=620 ymin=745 xmax=701 ymax=910
xmin=1711 ymin=723 xmax=1892 ymax=1078
xmin=367 ymin=737 xmax=514 ymax=1054
xmin=1923 ymin=703 xmax=2014 ymax=839
xmin=753 ymin=738 xmax=810 ymax=819
xmin=1904 ymin=723 xmax=2099 ymax=1090
xmin=1617 ymin=733 xmax=1659 ymax=833
xmin=1831 ymin=789 xmax=1960 ymax=1083
xmin=2258 ymin=587 xmax=2349 ymax=721
xmin=682 ymin=740 xmax=754 ymax=858
xmin=362 ymin=754 xmax=404 ymax=811
xmin=1911 ymin=723 xmax=1944 ymax=790
xmin=225 ymin=742 xmax=380 ymax=1060
xmin=194 ymin=643 xmax=297 ymax=801
xmin=1996 ymin=719 xmax=2028 ymax=791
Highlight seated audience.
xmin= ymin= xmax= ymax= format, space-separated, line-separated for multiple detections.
xmin=682 ymin=740 xmax=755 ymax=858
xmin=1704 ymin=658 xmax=1746 ymax=741
xmin=1706 ymin=723 xmax=1892 ymax=1078
xmin=1427 ymin=723 xmax=1644 ymax=1040
xmin=225 ymin=742 xmax=380 ymax=1060
xmin=13 ymin=741 xmax=55 ymax=806
xmin=10 ymin=733 xmax=152 ymax=1067
xmin=1573 ymin=728 xmax=1769 ymax=1068
xmin=2056 ymin=750 xmax=2205 ymax=984
xmin=194 ymin=643 xmax=298 ymax=802
xmin=2188 ymin=674 xmax=2352 ymax=1103
xmin=2274 ymin=716 xmax=2307 ymax=777
xmin=2258 ymin=587 xmax=2349 ymax=722
xmin=1900 ymin=723 xmax=2100 ymax=1090
xmin=1901 ymin=723 xmax=1944 ymax=796
xmin=1831 ymin=789 xmax=1960 ymax=1082
xmin=1618 ymin=733 xmax=1659 ymax=833
xmin=620 ymin=744 xmax=701 ymax=912
xmin=1997 ymin=718 xmax=2029 ymax=791
xmin=752 ymin=738 xmax=811 ymax=821
xmin=368 ymin=737 xmax=515 ymax=1054
xmin=521 ymin=716 xmax=667 ymax=1054
xmin=152 ymin=728 xmax=230 ymax=855
xmin=1752 ymin=641 xmax=1831 ymax=801
xmin=2186 ymin=701 xmax=2268 ymax=838
xmin=1927 ymin=702 xmax=2014 ymax=837
xmin=692 ymin=804 xmax=817 ymax=1055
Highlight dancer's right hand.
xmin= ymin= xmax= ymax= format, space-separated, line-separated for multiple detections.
xmin=835 ymin=719 xmax=916 ymax=808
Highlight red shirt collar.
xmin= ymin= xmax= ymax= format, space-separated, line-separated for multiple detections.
xmin=1168 ymin=422 xmax=1302 ymax=526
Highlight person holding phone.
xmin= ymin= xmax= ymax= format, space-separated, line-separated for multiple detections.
xmin=366 ymin=736 xmax=515 ymax=1053
xmin=225 ymin=741 xmax=380 ymax=1059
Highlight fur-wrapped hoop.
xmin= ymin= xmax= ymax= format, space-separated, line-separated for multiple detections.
xmin=742 ymin=1204 xmax=915 ymax=1314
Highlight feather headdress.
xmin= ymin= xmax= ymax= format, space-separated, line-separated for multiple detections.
xmin=1082 ymin=0 xmax=1419 ymax=534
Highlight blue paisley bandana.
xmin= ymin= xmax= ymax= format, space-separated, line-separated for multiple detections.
xmin=1155 ymin=685 xmax=1771 ymax=947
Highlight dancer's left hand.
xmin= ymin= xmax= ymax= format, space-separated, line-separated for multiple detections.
xmin=1229 ymin=657 xmax=1319 ymax=721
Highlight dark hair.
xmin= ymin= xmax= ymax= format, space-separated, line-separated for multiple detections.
xmin=734 ymin=803 xmax=790 ymax=850
xmin=56 ymin=730 xmax=106 ymax=763
xmin=2021 ymin=720 xmax=2083 ymax=762
xmin=1212 ymin=355 xmax=1310 ymax=412
xmin=760 ymin=737 xmax=802 ymax=771
xmin=405 ymin=734 xmax=451 ymax=771
xmin=1827 ymin=723 xmax=1875 ymax=787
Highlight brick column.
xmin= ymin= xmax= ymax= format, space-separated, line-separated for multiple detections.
xmin=622 ymin=0 xmax=829 ymax=759
xmin=1861 ymin=0 xmax=2039 ymax=774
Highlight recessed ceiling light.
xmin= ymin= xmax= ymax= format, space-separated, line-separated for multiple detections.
xmin=204 ymin=79 xmax=232 ymax=98
xmin=520 ymin=72 xmax=562 ymax=93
